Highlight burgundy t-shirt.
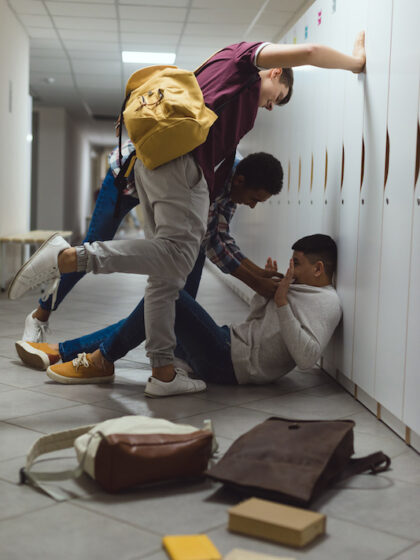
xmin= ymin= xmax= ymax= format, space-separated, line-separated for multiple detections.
xmin=194 ymin=42 xmax=263 ymax=200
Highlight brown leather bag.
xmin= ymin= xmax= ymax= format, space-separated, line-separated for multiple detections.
xmin=206 ymin=417 xmax=391 ymax=507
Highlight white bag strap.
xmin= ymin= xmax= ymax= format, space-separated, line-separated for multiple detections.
xmin=21 ymin=424 xmax=95 ymax=501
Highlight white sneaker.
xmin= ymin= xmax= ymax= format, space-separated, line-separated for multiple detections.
xmin=8 ymin=233 xmax=70 ymax=304
xmin=22 ymin=309 xmax=50 ymax=343
xmin=144 ymin=367 xmax=207 ymax=398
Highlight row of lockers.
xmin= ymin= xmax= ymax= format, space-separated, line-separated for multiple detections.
xmin=235 ymin=0 xmax=420 ymax=433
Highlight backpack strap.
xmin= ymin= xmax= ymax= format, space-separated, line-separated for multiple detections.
xmin=113 ymin=94 xmax=137 ymax=218
xmin=338 ymin=451 xmax=391 ymax=483
xmin=20 ymin=425 xmax=94 ymax=501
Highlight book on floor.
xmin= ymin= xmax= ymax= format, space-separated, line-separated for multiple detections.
xmin=162 ymin=534 xmax=222 ymax=560
xmin=228 ymin=497 xmax=326 ymax=548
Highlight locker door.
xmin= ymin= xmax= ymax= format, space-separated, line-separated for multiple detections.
xmin=335 ymin=0 xmax=368 ymax=378
xmin=352 ymin=0 xmax=393 ymax=394
xmin=305 ymin=0 xmax=328 ymax=236
xmin=291 ymin=15 xmax=312 ymax=241
xmin=322 ymin=0 xmax=346 ymax=238
xmin=375 ymin=0 xmax=420 ymax=418
xmin=404 ymin=88 xmax=420 ymax=433
xmin=321 ymin=0 xmax=359 ymax=370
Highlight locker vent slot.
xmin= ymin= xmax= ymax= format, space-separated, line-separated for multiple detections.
xmin=415 ymin=120 xmax=420 ymax=188
xmin=324 ymin=149 xmax=328 ymax=191
xmin=360 ymin=137 xmax=365 ymax=190
xmin=311 ymin=153 xmax=314 ymax=191
xmin=384 ymin=129 xmax=390 ymax=189
xmin=341 ymin=144 xmax=345 ymax=190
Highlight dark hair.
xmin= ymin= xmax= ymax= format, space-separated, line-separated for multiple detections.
xmin=278 ymin=67 xmax=294 ymax=106
xmin=292 ymin=234 xmax=337 ymax=278
xmin=235 ymin=152 xmax=283 ymax=195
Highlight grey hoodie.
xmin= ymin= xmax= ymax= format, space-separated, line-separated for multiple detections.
xmin=230 ymin=284 xmax=342 ymax=385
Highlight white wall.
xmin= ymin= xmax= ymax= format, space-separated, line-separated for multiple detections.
xmin=225 ymin=0 xmax=420 ymax=440
xmin=33 ymin=111 xmax=118 ymax=241
xmin=0 ymin=0 xmax=30 ymax=278
xmin=35 ymin=107 xmax=67 ymax=231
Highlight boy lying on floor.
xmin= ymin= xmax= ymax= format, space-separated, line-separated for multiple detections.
xmin=15 ymin=234 xmax=342 ymax=397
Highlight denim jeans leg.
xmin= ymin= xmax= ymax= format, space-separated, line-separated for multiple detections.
xmin=59 ymin=319 xmax=126 ymax=362
xmin=40 ymin=168 xmax=138 ymax=311
xmin=174 ymin=249 xmax=206 ymax=361
xmin=173 ymin=291 xmax=237 ymax=384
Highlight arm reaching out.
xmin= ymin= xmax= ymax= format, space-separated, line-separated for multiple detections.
xmin=257 ymin=31 xmax=366 ymax=73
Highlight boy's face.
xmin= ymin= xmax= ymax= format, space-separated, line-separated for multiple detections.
xmin=292 ymin=251 xmax=321 ymax=285
xmin=258 ymin=69 xmax=289 ymax=111
xmin=230 ymin=174 xmax=272 ymax=207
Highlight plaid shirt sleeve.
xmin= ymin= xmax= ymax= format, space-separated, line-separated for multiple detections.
xmin=108 ymin=139 xmax=137 ymax=196
xmin=202 ymin=189 xmax=246 ymax=274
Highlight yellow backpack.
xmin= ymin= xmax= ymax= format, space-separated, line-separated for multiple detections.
xmin=119 ymin=65 xmax=218 ymax=171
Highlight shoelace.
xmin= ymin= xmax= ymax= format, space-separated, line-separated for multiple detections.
xmin=41 ymin=277 xmax=60 ymax=309
xmin=72 ymin=352 xmax=90 ymax=370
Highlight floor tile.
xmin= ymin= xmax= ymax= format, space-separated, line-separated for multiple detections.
xmin=180 ymin=406 xmax=272 ymax=440
xmin=0 ymin=388 xmax=75 ymax=422
xmin=28 ymin=378 xmax=144 ymax=404
xmin=0 ymin=382 xmax=15 ymax=393
xmin=192 ymin=368 xmax=331 ymax=407
xmin=0 ymin=421 xmax=43 ymax=461
xmin=77 ymin=478 xmax=232 ymax=536
xmin=96 ymin=391 xmax=227 ymax=420
xmin=389 ymin=543 xmax=420 ymax=560
xmin=0 ymin=355 xmax=48 ymax=388
xmin=242 ymin=390 xmax=364 ymax=420
xmin=0 ymin=502 xmax=160 ymax=560
xmin=0 ymin=478 xmax=53 ymax=522
xmin=315 ymin=476 xmax=420 ymax=540
xmin=386 ymin=449 xmax=420 ymax=485
xmin=7 ymin=403 xmax=122 ymax=433
xmin=352 ymin=427 xmax=409 ymax=459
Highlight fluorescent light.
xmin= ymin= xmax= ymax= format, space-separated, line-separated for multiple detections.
xmin=122 ymin=51 xmax=176 ymax=64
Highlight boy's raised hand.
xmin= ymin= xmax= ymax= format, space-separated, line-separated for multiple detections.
xmin=352 ymin=31 xmax=366 ymax=73
xmin=274 ymin=258 xmax=295 ymax=307
xmin=265 ymin=257 xmax=278 ymax=273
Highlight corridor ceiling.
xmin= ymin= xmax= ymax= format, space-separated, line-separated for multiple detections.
xmin=8 ymin=0 xmax=312 ymax=119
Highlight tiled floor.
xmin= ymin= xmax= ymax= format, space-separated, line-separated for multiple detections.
xmin=0 ymin=269 xmax=419 ymax=560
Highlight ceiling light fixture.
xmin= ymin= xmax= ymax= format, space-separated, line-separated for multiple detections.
xmin=122 ymin=51 xmax=176 ymax=64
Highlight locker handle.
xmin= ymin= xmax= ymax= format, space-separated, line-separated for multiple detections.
xmin=384 ymin=129 xmax=390 ymax=189
xmin=324 ymin=149 xmax=328 ymax=191
xmin=287 ymin=159 xmax=291 ymax=192
xmin=340 ymin=144 xmax=345 ymax=190
xmin=415 ymin=120 xmax=420 ymax=188
xmin=360 ymin=137 xmax=365 ymax=190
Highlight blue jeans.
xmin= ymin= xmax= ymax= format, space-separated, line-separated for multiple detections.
xmin=59 ymin=289 xmax=237 ymax=385
xmin=40 ymin=169 xmax=138 ymax=311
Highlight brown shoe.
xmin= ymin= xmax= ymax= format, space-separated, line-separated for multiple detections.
xmin=46 ymin=352 xmax=114 ymax=384
xmin=15 ymin=341 xmax=60 ymax=370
